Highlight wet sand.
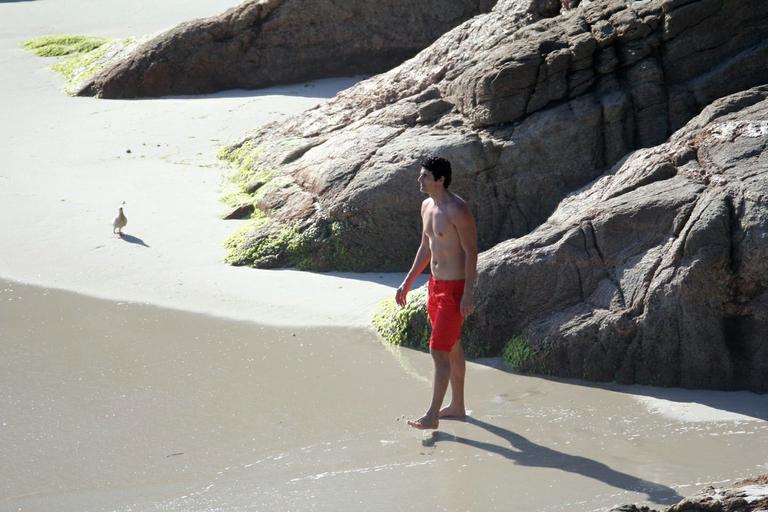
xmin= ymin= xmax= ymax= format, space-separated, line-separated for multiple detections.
xmin=3 ymin=280 xmax=768 ymax=512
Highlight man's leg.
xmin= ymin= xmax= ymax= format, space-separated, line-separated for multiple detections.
xmin=408 ymin=349 xmax=451 ymax=429
xmin=440 ymin=341 xmax=466 ymax=418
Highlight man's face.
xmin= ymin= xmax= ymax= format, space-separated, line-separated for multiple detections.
xmin=418 ymin=167 xmax=442 ymax=194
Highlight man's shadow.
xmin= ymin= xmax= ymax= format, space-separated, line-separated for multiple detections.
xmin=426 ymin=416 xmax=683 ymax=505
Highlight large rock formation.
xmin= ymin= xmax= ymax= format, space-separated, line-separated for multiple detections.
xmin=76 ymin=0 xmax=498 ymax=98
xmin=221 ymin=0 xmax=768 ymax=274
xmin=376 ymin=85 xmax=768 ymax=391
xmin=466 ymin=85 xmax=768 ymax=391
xmin=212 ymin=0 xmax=768 ymax=390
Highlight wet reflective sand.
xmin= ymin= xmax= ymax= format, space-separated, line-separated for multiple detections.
xmin=2 ymin=280 xmax=768 ymax=512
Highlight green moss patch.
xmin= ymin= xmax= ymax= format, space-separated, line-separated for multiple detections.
xmin=501 ymin=334 xmax=554 ymax=374
xmin=327 ymin=221 xmax=358 ymax=271
xmin=224 ymin=220 xmax=316 ymax=269
xmin=218 ymin=143 xmax=314 ymax=269
xmin=217 ymin=141 xmax=363 ymax=272
xmin=372 ymin=287 xmax=431 ymax=352
xmin=220 ymin=190 xmax=254 ymax=208
xmin=218 ymin=140 xmax=268 ymax=189
xmin=23 ymin=35 xmax=108 ymax=57
xmin=502 ymin=335 xmax=534 ymax=371
xmin=24 ymin=34 xmax=135 ymax=95
xmin=51 ymin=44 xmax=110 ymax=86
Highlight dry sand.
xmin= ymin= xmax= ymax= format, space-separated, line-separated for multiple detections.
xmin=0 ymin=0 xmax=404 ymax=328
xmin=2 ymin=2 xmax=768 ymax=511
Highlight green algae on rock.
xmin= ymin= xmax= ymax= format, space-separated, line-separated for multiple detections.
xmin=218 ymin=141 xmax=268 ymax=191
xmin=218 ymin=137 xmax=364 ymax=270
xmin=224 ymin=220 xmax=315 ymax=269
xmin=23 ymin=35 xmax=108 ymax=57
xmin=372 ymin=284 xmax=504 ymax=358
xmin=223 ymin=218 xmax=361 ymax=271
xmin=23 ymin=35 xmax=137 ymax=95
xmin=326 ymin=221 xmax=358 ymax=272
xmin=52 ymin=45 xmax=112 ymax=92
xmin=371 ymin=286 xmax=498 ymax=358
xmin=502 ymin=335 xmax=534 ymax=372
xmin=220 ymin=190 xmax=254 ymax=209
xmin=500 ymin=334 xmax=553 ymax=374
xmin=372 ymin=287 xmax=430 ymax=352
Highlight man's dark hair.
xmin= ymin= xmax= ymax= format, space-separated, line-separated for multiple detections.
xmin=421 ymin=156 xmax=452 ymax=188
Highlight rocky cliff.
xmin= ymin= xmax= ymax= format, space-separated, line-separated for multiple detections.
xmin=221 ymin=0 xmax=768 ymax=276
xmin=375 ymin=85 xmax=768 ymax=392
xmin=467 ymin=85 xmax=768 ymax=391
xmin=76 ymin=0 xmax=498 ymax=98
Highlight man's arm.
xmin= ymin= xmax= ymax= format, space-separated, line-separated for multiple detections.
xmin=396 ymin=201 xmax=431 ymax=306
xmin=454 ymin=204 xmax=478 ymax=317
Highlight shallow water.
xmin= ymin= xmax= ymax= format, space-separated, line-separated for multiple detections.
xmin=2 ymin=280 xmax=768 ymax=512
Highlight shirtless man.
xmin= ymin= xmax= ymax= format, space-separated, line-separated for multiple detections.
xmin=395 ymin=156 xmax=478 ymax=430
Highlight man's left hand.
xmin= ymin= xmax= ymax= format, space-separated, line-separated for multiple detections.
xmin=460 ymin=293 xmax=475 ymax=318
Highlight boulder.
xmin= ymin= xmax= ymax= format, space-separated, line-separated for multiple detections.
xmin=465 ymin=86 xmax=768 ymax=391
xmin=666 ymin=476 xmax=768 ymax=512
xmin=609 ymin=475 xmax=768 ymax=512
xmin=77 ymin=0 xmax=499 ymax=98
xmin=221 ymin=0 xmax=768 ymax=273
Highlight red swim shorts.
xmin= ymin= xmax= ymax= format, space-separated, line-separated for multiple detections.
xmin=427 ymin=275 xmax=465 ymax=352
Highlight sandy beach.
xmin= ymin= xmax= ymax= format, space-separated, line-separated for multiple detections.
xmin=2 ymin=1 xmax=768 ymax=511
xmin=0 ymin=0 xmax=401 ymax=328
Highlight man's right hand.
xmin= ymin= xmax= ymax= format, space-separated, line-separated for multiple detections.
xmin=395 ymin=282 xmax=410 ymax=307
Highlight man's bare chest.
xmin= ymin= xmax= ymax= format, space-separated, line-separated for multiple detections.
xmin=424 ymin=207 xmax=455 ymax=241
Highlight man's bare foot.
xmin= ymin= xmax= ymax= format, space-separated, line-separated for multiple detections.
xmin=407 ymin=414 xmax=438 ymax=430
xmin=439 ymin=404 xmax=466 ymax=418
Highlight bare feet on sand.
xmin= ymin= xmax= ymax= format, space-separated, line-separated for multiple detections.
xmin=408 ymin=405 xmax=466 ymax=429
xmin=407 ymin=414 xmax=438 ymax=430
xmin=439 ymin=404 xmax=466 ymax=418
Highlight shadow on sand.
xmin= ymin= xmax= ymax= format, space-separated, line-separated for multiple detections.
xmin=524 ymin=376 xmax=768 ymax=422
xmin=591 ymin=382 xmax=768 ymax=422
xmin=119 ymin=233 xmax=150 ymax=248
xmin=463 ymin=366 xmax=768 ymax=423
xmin=145 ymin=76 xmax=365 ymax=102
xmin=426 ymin=416 xmax=684 ymax=505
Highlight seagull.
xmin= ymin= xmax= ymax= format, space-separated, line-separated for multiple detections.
xmin=112 ymin=202 xmax=127 ymax=237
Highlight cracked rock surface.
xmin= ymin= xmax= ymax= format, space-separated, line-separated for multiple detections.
xmin=466 ymin=86 xmax=768 ymax=391
xmin=223 ymin=0 xmax=768 ymax=275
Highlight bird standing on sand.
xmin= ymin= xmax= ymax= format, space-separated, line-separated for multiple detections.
xmin=112 ymin=203 xmax=127 ymax=236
